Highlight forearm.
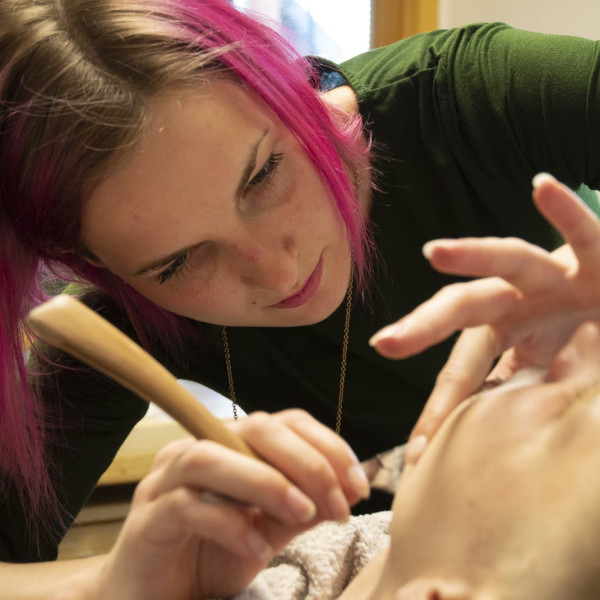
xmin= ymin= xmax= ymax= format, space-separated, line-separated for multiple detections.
xmin=0 ymin=555 xmax=104 ymax=600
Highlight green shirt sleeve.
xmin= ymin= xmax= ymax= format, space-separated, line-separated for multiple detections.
xmin=344 ymin=22 xmax=600 ymax=193
xmin=441 ymin=23 xmax=600 ymax=191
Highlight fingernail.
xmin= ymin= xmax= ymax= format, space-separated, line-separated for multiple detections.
xmin=532 ymin=172 xmax=556 ymax=189
xmin=245 ymin=529 xmax=273 ymax=562
xmin=347 ymin=464 xmax=371 ymax=500
xmin=328 ymin=487 xmax=350 ymax=521
xmin=286 ymin=486 xmax=317 ymax=523
xmin=369 ymin=325 xmax=395 ymax=347
xmin=422 ymin=240 xmax=435 ymax=260
xmin=406 ymin=435 xmax=428 ymax=464
xmin=346 ymin=445 xmax=360 ymax=464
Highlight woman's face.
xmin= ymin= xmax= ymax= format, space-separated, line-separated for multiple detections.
xmin=376 ymin=322 xmax=600 ymax=599
xmin=80 ymin=83 xmax=353 ymax=326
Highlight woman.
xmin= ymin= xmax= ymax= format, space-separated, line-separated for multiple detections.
xmin=1 ymin=0 xmax=600 ymax=592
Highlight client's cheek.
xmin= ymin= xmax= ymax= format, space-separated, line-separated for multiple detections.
xmin=467 ymin=385 xmax=573 ymax=444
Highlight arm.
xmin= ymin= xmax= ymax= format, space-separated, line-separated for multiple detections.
xmin=370 ymin=174 xmax=600 ymax=462
xmin=445 ymin=24 xmax=600 ymax=192
xmin=0 ymin=556 xmax=104 ymax=600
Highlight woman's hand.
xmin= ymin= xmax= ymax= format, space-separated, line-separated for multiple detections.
xmin=369 ymin=173 xmax=600 ymax=464
xmin=92 ymin=409 xmax=370 ymax=600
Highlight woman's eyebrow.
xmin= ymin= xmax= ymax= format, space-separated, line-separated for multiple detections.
xmin=133 ymin=130 xmax=269 ymax=278
xmin=234 ymin=129 xmax=268 ymax=197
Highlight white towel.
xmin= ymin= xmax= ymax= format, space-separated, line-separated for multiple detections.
xmin=229 ymin=511 xmax=391 ymax=600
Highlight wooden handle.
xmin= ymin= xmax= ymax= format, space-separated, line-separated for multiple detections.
xmin=28 ymin=295 xmax=256 ymax=459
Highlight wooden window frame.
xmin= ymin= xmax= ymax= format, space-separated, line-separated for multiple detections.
xmin=371 ymin=0 xmax=438 ymax=48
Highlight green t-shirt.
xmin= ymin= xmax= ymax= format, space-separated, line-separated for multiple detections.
xmin=4 ymin=22 xmax=600 ymax=561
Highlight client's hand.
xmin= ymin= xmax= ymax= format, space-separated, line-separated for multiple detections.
xmin=91 ymin=410 xmax=369 ymax=600
xmin=369 ymin=173 xmax=600 ymax=464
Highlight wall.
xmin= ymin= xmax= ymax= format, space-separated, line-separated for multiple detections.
xmin=438 ymin=0 xmax=599 ymax=39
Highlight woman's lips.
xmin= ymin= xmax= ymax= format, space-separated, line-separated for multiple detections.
xmin=270 ymin=257 xmax=323 ymax=309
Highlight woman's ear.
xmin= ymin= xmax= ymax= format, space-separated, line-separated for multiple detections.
xmin=395 ymin=578 xmax=471 ymax=600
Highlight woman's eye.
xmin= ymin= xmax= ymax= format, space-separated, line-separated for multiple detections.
xmin=156 ymin=252 xmax=189 ymax=285
xmin=246 ymin=152 xmax=284 ymax=191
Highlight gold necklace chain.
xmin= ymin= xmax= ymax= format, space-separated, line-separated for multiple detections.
xmin=220 ymin=325 xmax=239 ymax=421
xmin=221 ymin=276 xmax=353 ymax=435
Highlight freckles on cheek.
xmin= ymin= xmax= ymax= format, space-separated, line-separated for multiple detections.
xmin=199 ymin=286 xmax=239 ymax=310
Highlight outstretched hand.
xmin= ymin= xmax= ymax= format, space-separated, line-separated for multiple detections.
xmin=369 ymin=173 xmax=600 ymax=463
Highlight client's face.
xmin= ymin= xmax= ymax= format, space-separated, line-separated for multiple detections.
xmin=377 ymin=322 xmax=600 ymax=600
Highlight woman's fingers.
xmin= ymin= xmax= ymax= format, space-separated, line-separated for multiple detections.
xmin=532 ymin=173 xmax=600 ymax=262
xmin=406 ymin=325 xmax=498 ymax=463
xmin=127 ymin=483 xmax=275 ymax=562
xmin=232 ymin=410 xmax=369 ymax=516
xmin=378 ymin=174 xmax=600 ymax=468
xmin=268 ymin=409 xmax=370 ymax=504
xmin=421 ymin=174 xmax=600 ymax=291
xmin=370 ymin=277 xmax=517 ymax=358
xmin=139 ymin=440 xmax=319 ymax=525
xmin=130 ymin=474 xmax=319 ymax=570
xmin=423 ymin=236 xmax=565 ymax=292
xmin=140 ymin=408 xmax=367 ymax=530
xmin=246 ymin=409 xmax=371 ymax=503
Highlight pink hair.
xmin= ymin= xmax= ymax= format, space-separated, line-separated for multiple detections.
xmin=0 ymin=0 xmax=372 ymax=545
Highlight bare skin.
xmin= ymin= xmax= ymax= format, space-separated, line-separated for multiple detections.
xmin=343 ymin=320 xmax=600 ymax=600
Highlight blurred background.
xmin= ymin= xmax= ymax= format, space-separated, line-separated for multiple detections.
xmin=233 ymin=0 xmax=598 ymax=65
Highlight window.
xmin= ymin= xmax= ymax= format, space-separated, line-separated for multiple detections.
xmin=232 ymin=0 xmax=372 ymax=63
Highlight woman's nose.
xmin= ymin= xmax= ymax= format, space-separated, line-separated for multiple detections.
xmin=232 ymin=235 xmax=298 ymax=292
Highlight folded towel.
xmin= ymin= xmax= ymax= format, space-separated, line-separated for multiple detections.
xmin=230 ymin=511 xmax=391 ymax=600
